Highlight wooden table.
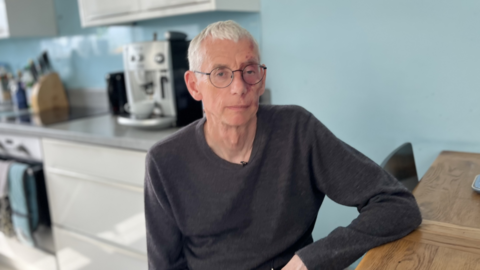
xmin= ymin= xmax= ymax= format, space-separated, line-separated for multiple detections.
xmin=356 ymin=151 xmax=480 ymax=270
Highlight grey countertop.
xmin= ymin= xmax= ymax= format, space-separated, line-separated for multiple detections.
xmin=0 ymin=114 xmax=180 ymax=152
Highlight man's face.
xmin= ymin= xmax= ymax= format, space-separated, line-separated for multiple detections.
xmin=193 ymin=37 xmax=266 ymax=127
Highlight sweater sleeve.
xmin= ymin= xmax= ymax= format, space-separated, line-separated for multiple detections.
xmin=295 ymin=114 xmax=422 ymax=270
xmin=144 ymin=153 xmax=188 ymax=270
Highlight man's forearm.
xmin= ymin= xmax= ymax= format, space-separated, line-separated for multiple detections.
xmin=295 ymin=191 xmax=421 ymax=270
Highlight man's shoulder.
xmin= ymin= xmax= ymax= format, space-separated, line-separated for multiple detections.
xmin=260 ymin=104 xmax=313 ymax=124
xmin=147 ymin=118 xmax=201 ymax=159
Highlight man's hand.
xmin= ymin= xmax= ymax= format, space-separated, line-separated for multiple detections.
xmin=282 ymin=255 xmax=308 ymax=270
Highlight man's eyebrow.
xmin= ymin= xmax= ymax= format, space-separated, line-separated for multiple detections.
xmin=211 ymin=64 xmax=230 ymax=70
xmin=211 ymin=61 xmax=260 ymax=70
xmin=242 ymin=60 xmax=259 ymax=67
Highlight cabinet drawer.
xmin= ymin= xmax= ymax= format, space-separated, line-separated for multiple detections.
xmin=45 ymin=170 xmax=146 ymax=254
xmin=53 ymin=226 xmax=147 ymax=270
xmin=42 ymin=139 xmax=146 ymax=187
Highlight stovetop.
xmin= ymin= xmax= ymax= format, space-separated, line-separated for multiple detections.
xmin=0 ymin=106 xmax=110 ymax=127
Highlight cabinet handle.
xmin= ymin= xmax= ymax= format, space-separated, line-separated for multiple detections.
xmin=16 ymin=145 xmax=30 ymax=156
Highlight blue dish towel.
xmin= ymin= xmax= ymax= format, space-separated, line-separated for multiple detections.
xmin=8 ymin=163 xmax=39 ymax=247
xmin=0 ymin=160 xmax=15 ymax=237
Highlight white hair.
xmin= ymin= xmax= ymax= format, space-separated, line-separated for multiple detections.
xmin=188 ymin=20 xmax=260 ymax=71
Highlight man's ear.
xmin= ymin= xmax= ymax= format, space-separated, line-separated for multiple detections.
xmin=259 ymin=65 xmax=267 ymax=96
xmin=185 ymin=71 xmax=203 ymax=101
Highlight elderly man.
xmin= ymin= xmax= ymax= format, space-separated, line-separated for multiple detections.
xmin=145 ymin=21 xmax=421 ymax=270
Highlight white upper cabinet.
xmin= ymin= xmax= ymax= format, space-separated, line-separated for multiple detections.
xmin=0 ymin=1 xmax=8 ymax=38
xmin=0 ymin=0 xmax=57 ymax=39
xmin=78 ymin=0 xmax=260 ymax=28
xmin=78 ymin=0 xmax=139 ymax=21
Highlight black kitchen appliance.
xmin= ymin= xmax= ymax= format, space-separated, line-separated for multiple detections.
xmin=106 ymin=72 xmax=128 ymax=116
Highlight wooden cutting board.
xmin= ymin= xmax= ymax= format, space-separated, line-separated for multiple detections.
xmin=30 ymin=72 xmax=69 ymax=113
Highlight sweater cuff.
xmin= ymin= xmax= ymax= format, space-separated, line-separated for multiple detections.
xmin=295 ymin=238 xmax=332 ymax=270
xmin=294 ymin=227 xmax=368 ymax=270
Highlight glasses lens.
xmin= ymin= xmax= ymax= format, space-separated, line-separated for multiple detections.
xmin=210 ymin=67 xmax=233 ymax=88
xmin=243 ymin=65 xmax=264 ymax=85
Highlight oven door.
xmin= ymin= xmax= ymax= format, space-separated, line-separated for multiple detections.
xmin=0 ymin=134 xmax=55 ymax=270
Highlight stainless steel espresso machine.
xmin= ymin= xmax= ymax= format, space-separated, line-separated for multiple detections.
xmin=118 ymin=32 xmax=203 ymax=129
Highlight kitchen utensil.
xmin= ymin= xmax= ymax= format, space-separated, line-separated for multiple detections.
xmin=30 ymin=73 xmax=69 ymax=113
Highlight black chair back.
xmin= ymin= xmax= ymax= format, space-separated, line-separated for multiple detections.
xmin=381 ymin=142 xmax=419 ymax=192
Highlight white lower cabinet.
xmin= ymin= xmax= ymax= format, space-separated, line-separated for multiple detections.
xmin=53 ymin=226 xmax=147 ymax=270
xmin=45 ymin=170 xmax=146 ymax=254
xmin=42 ymin=139 xmax=149 ymax=270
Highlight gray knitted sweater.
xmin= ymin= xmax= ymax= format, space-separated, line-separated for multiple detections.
xmin=144 ymin=105 xmax=422 ymax=270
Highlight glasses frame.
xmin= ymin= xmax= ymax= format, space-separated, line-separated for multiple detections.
xmin=194 ymin=64 xmax=267 ymax=88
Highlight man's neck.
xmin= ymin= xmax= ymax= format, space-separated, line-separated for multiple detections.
xmin=204 ymin=115 xmax=257 ymax=165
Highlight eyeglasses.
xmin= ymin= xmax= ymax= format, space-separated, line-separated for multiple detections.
xmin=194 ymin=64 xmax=267 ymax=88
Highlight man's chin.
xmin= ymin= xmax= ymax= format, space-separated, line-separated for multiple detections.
xmin=222 ymin=115 xmax=255 ymax=127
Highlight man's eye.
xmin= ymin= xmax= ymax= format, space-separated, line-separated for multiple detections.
xmin=214 ymin=69 xmax=229 ymax=78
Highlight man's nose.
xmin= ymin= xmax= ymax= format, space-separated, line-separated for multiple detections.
xmin=229 ymin=70 xmax=247 ymax=95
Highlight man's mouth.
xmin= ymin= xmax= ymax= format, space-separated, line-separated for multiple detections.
xmin=226 ymin=104 xmax=250 ymax=110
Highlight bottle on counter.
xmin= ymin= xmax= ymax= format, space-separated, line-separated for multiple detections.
xmin=7 ymin=73 xmax=17 ymax=106
xmin=0 ymin=66 xmax=12 ymax=104
xmin=0 ymin=74 xmax=12 ymax=103
xmin=14 ymin=71 xmax=28 ymax=110
xmin=22 ymin=61 xmax=37 ymax=105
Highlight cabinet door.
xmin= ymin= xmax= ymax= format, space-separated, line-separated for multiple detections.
xmin=79 ymin=0 xmax=139 ymax=21
xmin=45 ymin=170 xmax=146 ymax=254
xmin=0 ymin=0 xmax=9 ymax=38
xmin=140 ymin=0 xmax=209 ymax=11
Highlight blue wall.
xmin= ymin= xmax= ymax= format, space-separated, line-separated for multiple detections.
xmin=261 ymin=0 xmax=480 ymax=255
xmin=0 ymin=0 xmax=260 ymax=90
